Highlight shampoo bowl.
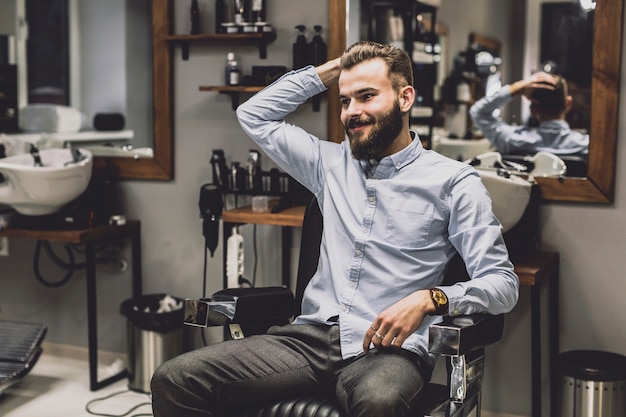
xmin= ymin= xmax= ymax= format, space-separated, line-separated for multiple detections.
xmin=477 ymin=169 xmax=533 ymax=233
xmin=0 ymin=148 xmax=92 ymax=216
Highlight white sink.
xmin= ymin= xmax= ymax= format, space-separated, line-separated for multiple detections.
xmin=476 ymin=169 xmax=533 ymax=233
xmin=464 ymin=151 xmax=573 ymax=232
xmin=0 ymin=148 xmax=92 ymax=216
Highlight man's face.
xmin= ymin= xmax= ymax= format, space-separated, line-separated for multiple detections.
xmin=338 ymin=59 xmax=405 ymax=161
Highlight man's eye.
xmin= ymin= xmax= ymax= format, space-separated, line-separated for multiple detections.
xmin=340 ymin=98 xmax=350 ymax=106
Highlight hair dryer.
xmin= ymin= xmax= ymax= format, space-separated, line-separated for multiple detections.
xmin=199 ymin=183 xmax=223 ymax=257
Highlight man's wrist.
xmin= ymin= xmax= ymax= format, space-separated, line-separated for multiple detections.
xmin=428 ymin=288 xmax=449 ymax=316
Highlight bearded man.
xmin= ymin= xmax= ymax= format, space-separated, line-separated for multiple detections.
xmin=151 ymin=41 xmax=519 ymax=417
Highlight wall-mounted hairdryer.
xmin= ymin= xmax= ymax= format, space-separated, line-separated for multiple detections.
xmin=199 ymin=183 xmax=223 ymax=257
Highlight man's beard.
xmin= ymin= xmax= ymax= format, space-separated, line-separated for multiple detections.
xmin=346 ymin=101 xmax=404 ymax=161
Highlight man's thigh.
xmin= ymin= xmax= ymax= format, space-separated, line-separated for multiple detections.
xmin=335 ymin=349 xmax=429 ymax=417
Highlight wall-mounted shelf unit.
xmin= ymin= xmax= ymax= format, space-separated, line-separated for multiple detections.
xmin=163 ymin=32 xmax=277 ymax=60
xmin=199 ymin=85 xmax=265 ymax=109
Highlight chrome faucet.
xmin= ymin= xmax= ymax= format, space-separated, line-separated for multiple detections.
xmin=30 ymin=144 xmax=43 ymax=167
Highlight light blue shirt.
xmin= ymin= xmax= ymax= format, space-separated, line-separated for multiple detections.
xmin=236 ymin=66 xmax=519 ymax=365
xmin=470 ymin=85 xmax=589 ymax=156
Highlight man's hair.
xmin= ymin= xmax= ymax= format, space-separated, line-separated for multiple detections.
xmin=340 ymin=41 xmax=414 ymax=91
xmin=530 ymin=76 xmax=568 ymax=119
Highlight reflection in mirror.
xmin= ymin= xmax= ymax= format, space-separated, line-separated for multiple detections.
xmin=328 ymin=0 xmax=623 ymax=203
xmin=10 ymin=0 xmax=152 ymax=153
xmin=1 ymin=0 xmax=173 ymax=180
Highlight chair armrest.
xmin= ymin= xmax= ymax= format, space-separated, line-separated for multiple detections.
xmin=184 ymin=287 xmax=294 ymax=328
xmin=428 ymin=314 xmax=504 ymax=356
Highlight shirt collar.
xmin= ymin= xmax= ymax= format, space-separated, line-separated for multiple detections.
xmin=358 ymin=131 xmax=423 ymax=176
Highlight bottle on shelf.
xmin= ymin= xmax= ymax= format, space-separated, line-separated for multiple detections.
xmin=225 ymin=52 xmax=241 ymax=86
xmin=190 ymin=0 xmax=201 ymax=34
xmin=215 ymin=0 xmax=225 ymax=34
xmin=293 ymin=25 xmax=309 ymax=70
xmin=308 ymin=25 xmax=327 ymax=66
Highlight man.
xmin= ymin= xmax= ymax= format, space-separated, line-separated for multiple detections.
xmin=469 ymin=71 xmax=589 ymax=156
xmin=151 ymin=41 xmax=519 ymax=417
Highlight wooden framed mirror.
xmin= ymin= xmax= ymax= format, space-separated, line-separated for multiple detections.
xmin=327 ymin=0 xmax=623 ymax=203
xmin=93 ymin=0 xmax=173 ymax=180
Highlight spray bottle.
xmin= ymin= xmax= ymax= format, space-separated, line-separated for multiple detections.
xmin=226 ymin=227 xmax=244 ymax=288
xmin=292 ymin=25 xmax=309 ymax=70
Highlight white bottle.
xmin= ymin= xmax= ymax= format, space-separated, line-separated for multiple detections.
xmin=226 ymin=227 xmax=244 ymax=288
xmin=225 ymin=52 xmax=241 ymax=86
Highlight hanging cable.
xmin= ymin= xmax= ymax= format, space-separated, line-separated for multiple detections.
xmin=252 ymin=224 xmax=258 ymax=287
xmin=33 ymin=240 xmax=124 ymax=288
xmin=33 ymin=240 xmax=75 ymax=288
xmin=200 ymin=244 xmax=209 ymax=346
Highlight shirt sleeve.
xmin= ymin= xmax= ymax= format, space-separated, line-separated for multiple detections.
xmin=440 ymin=167 xmax=520 ymax=316
xmin=469 ymin=85 xmax=520 ymax=154
xmin=235 ymin=66 xmax=337 ymax=195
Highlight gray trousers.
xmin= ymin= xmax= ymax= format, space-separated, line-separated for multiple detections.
xmin=151 ymin=323 xmax=430 ymax=417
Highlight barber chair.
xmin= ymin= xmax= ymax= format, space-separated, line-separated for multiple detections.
xmin=184 ymin=198 xmax=505 ymax=417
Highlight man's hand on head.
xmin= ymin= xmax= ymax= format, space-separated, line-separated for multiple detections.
xmin=316 ymin=58 xmax=342 ymax=88
xmin=510 ymin=72 xmax=557 ymax=99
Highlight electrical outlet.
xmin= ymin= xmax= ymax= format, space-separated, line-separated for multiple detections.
xmin=0 ymin=237 xmax=8 ymax=256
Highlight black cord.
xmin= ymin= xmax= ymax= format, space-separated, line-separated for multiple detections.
xmin=33 ymin=240 xmax=120 ymax=288
xmin=200 ymin=244 xmax=209 ymax=347
xmin=85 ymin=389 xmax=152 ymax=417
xmin=252 ymin=224 xmax=258 ymax=286
xmin=33 ymin=240 xmax=75 ymax=288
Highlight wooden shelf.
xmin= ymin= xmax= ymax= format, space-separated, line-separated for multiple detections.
xmin=0 ymin=220 xmax=140 ymax=244
xmin=199 ymin=85 xmax=265 ymax=109
xmin=163 ymin=32 xmax=277 ymax=60
xmin=222 ymin=204 xmax=305 ymax=227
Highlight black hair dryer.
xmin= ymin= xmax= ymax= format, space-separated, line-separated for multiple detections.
xmin=199 ymin=183 xmax=223 ymax=257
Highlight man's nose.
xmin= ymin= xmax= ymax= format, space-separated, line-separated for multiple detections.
xmin=345 ymin=100 xmax=363 ymax=118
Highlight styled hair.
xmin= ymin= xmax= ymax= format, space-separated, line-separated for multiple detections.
xmin=340 ymin=41 xmax=414 ymax=91
xmin=530 ymin=76 xmax=568 ymax=118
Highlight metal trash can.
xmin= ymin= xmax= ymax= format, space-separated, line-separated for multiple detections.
xmin=120 ymin=293 xmax=184 ymax=393
xmin=559 ymin=350 xmax=626 ymax=417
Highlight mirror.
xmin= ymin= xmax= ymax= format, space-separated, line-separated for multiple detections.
xmin=327 ymin=0 xmax=623 ymax=203
xmin=2 ymin=0 xmax=172 ymax=180
xmin=93 ymin=0 xmax=173 ymax=180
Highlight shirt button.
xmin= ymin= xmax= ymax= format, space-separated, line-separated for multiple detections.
xmin=355 ymin=249 xmax=362 ymax=256
xmin=341 ymin=305 xmax=348 ymax=312
xmin=368 ymin=196 xmax=375 ymax=203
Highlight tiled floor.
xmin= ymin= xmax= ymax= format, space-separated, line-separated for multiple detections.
xmin=0 ymin=343 xmax=152 ymax=417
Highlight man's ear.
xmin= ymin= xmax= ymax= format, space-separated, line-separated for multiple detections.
xmin=399 ymin=86 xmax=415 ymax=112
xmin=565 ymin=95 xmax=573 ymax=113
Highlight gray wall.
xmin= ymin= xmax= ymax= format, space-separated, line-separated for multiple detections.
xmin=1 ymin=1 xmax=625 ymax=416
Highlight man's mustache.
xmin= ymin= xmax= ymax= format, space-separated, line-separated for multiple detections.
xmin=346 ymin=117 xmax=374 ymax=129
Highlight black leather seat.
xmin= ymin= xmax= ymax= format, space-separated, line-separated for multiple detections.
xmin=183 ymin=198 xmax=505 ymax=417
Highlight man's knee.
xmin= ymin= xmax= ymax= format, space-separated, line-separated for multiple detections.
xmin=151 ymin=356 xmax=180 ymax=394
xmin=346 ymin=377 xmax=416 ymax=417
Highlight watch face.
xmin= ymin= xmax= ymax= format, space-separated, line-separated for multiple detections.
xmin=432 ymin=289 xmax=447 ymax=306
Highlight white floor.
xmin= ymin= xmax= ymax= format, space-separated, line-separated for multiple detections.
xmin=0 ymin=343 xmax=152 ymax=417
xmin=0 ymin=343 xmax=525 ymax=417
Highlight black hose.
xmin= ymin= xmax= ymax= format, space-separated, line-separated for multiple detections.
xmin=33 ymin=240 xmax=75 ymax=288
xmin=33 ymin=240 xmax=119 ymax=288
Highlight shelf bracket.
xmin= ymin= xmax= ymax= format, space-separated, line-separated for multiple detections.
xmin=258 ymin=40 xmax=268 ymax=59
xmin=176 ymin=40 xmax=191 ymax=61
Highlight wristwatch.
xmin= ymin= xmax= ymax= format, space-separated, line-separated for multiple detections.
xmin=429 ymin=288 xmax=449 ymax=315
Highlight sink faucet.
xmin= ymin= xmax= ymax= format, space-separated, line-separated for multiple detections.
xmin=30 ymin=144 xmax=44 ymax=167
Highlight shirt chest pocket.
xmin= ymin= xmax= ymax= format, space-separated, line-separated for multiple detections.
xmin=384 ymin=202 xmax=434 ymax=248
